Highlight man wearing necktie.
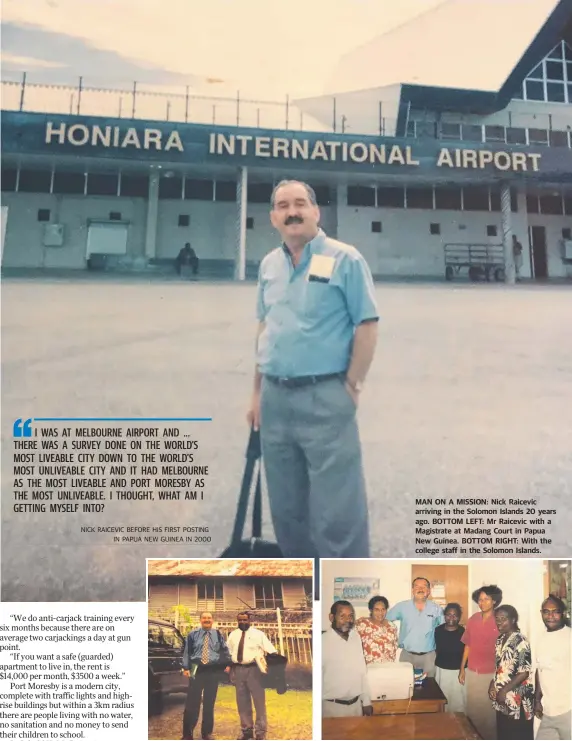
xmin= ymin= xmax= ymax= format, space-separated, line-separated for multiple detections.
xmin=182 ymin=612 xmax=230 ymax=740
xmin=226 ymin=612 xmax=278 ymax=741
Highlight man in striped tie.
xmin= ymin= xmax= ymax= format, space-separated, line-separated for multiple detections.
xmin=182 ymin=612 xmax=230 ymax=740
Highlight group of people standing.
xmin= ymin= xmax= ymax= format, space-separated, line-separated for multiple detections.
xmin=323 ymin=577 xmax=571 ymax=740
xmin=181 ymin=611 xmax=278 ymax=741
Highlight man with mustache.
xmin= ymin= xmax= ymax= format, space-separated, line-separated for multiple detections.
xmin=247 ymin=179 xmax=379 ymax=560
xmin=322 ymin=600 xmax=373 ymax=718
xmin=181 ymin=611 xmax=230 ymax=740
xmin=386 ymin=577 xmax=444 ymax=678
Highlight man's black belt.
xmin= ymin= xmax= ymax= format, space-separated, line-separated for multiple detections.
xmin=325 ymin=695 xmax=360 ymax=706
xmin=264 ymin=372 xmax=344 ymax=389
xmin=234 ymin=661 xmax=257 ymax=667
xmin=407 ymin=650 xmax=431 ymax=655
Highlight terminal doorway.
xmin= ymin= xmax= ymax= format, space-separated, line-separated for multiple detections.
xmin=529 ymin=225 xmax=548 ymax=279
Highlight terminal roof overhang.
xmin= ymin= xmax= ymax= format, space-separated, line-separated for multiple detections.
xmin=396 ymin=0 xmax=572 ymax=131
xmin=295 ymin=0 xmax=571 ymax=133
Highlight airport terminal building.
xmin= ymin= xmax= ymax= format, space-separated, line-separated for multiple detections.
xmin=1 ymin=0 xmax=571 ymax=280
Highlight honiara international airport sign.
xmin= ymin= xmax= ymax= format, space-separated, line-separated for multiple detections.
xmin=2 ymin=111 xmax=571 ymax=182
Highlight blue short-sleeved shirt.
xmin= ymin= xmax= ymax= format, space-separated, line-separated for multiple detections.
xmin=386 ymin=599 xmax=444 ymax=653
xmin=256 ymin=229 xmax=379 ymax=377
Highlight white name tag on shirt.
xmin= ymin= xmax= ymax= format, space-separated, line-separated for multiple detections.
xmin=307 ymin=254 xmax=336 ymax=283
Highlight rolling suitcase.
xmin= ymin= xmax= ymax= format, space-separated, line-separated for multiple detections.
xmin=219 ymin=428 xmax=284 ymax=558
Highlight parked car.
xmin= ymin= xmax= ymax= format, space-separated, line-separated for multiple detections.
xmin=148 ymin=618 xmax=188 ymax=715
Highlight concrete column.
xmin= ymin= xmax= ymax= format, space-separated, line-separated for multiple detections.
xmin=500 ymin=181 xmax=515 ymax=285
xmin=144 ymin=170 xmax=160 ymax=259
xmin=335 ymin=183 xmax=346 ymax=241
xmin=235 ymin=166 xmax=248 ymax=281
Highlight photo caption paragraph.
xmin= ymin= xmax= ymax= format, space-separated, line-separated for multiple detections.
xmin=415 ymin=497 xmax=556 ymax=556
xmin=12 ymin=419 xmax=212 ymax=545
xmin=0 ymin=603 xmax=147 ymax=740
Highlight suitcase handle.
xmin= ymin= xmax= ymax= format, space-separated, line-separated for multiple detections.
xmin=229 ymin=428 xmax=262 ymax=547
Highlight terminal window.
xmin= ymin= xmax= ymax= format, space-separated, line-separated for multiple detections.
xmin=506 ymin=128 xmax=527 ymax=145
xmin=37 ymin=209 xmax=50 ymax=222
xmin=52 ymin=171 xmax=85 ymax=195
xmin=159 ymin=176 xmax=183 ymax=200
xmin=430 ymin=223 xmax=441 ymax=235
xmin=87 ymin=173 xmax=118 ymax=196
xmin=377 ymin=186 xmax=405 ymax=208
xmin=311 ymin=185 xmax=332 ymax=206
xmin=407 ymin=187 xmax=434 ymax=210
xmin=434 ymin=186 xmax=462 ymax=211
xmin=178 ymin=214 xmax=190 ymax=227
xmin=246 ymin=217 xmax=254 ymax=229
xmin=0 ymin=167 xmax=17 ymax=191
xmin=215 ymin=181 xmax=237 ymax=202
xmin=120 ymin=174 xmax=149 ymax=198
xmin=371 ymin=221 xmax=382 ymax=233
xmin=487 ymin=225 xmax=498 ymax=237
xmin=347 ymin=185 xmax=375 ymax=207
xmin=185 ymin=178 xmax=214 ymax=200
xmin=563 ymin=228 xmax=572 ymax=240
xmin=247 ymin=183 xmax=273 ymax=204
xmin=18 ymin=169 xmax=51 ymax=193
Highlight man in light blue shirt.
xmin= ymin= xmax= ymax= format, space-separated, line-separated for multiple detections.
xmin=182 ymin=611 xmax=230 ymax=740
xmin=386 ymin=577 xmax=444 ymax=678
xmin=247 ymin=179 xmax=379 ymax=560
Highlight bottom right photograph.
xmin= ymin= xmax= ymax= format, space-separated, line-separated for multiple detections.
xmin=321 ymin=559 xmax=571 ymax=741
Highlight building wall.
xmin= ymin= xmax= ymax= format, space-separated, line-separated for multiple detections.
xmin=2 ymin=188 xmax=570 ymax=278
xmin=1 ymin=191 xmax=147 ymax=268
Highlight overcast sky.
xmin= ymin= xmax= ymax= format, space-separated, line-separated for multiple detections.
xmin=1 ymin=0 xmax=449 ymax=97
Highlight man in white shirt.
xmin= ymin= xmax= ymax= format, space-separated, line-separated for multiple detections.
xmin=322 ymin=600 xmax=373 ymax=718
xmin=535 ymin=596 xmax=571 ymax=740
xmin=226 ymin=612 xmax=277 ymax=741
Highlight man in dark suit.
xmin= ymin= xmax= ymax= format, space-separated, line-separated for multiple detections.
xmin=182 ymin=612 xmax=230 ymax=740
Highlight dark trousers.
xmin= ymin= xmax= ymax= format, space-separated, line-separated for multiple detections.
xmin=175 ymin=256 xmax=199 ymax=276
xmin=182 ymin=670 xmax=219 ymax=738
xmin=496 ymin=710 xmax=534 ymax=740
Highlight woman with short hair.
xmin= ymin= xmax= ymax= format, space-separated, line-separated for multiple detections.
xmin=434 ymin=603 xmax=466 ymax=713
xmin=488 ymin=604 xmax=534 ymax=740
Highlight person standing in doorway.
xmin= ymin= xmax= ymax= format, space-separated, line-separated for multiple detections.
xmin=386 ymin=577 xmax=444 ymax=678
xmin=512 ymin=235 xmax=523 ymax=281
xmin=535 ymin=596 xmax=571 ymax=740
xmin=459 ymin=585 xmax=502 ymax=739
xmin=181 ymin=611 xmax=230 ymax=740
xmin=247 ymin=179 xmax=379 ymax=560
xmin=226 ymin=612 xmax=277 ymax=741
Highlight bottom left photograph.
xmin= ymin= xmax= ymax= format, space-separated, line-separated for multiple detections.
xmin=146 ymin=558 xmax=314 ymax=741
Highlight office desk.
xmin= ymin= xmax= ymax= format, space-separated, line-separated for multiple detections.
xmin=322 ymin=712 xmax=481 ymax=740
xmin=372 ymin=677 xmax=447 ymax=714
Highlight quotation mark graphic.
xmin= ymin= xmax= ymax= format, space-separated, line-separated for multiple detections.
xmin=13 ymin=418 xmax=33 ymax=438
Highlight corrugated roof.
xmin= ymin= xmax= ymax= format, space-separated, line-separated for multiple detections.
xmin=147 ymin=559 xmax=313 ymax=578
xmin=325 ymin=0 xmax=560 ymax=95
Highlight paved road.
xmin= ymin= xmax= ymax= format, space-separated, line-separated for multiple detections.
xmin=2 ymin=277 xmax=571 ymax=601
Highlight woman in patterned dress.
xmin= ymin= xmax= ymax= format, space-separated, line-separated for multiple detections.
xmin=488 ymin=604 xmax=534 ymax=740
xmin=356 ymin=595 xmax=398 ymax=664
